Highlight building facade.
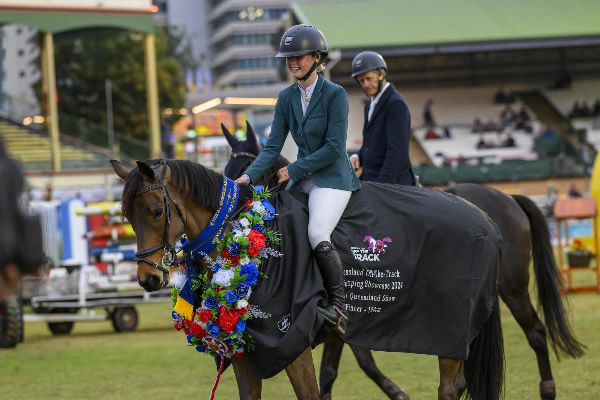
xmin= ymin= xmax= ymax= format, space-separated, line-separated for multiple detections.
xmin=0 ymin=24 xmax=40 ymax=118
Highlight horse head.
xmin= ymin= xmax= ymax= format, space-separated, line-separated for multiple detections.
xmin=111 ymin=159 xmax=219 ymax=291
xmin=223 ymin=121 xmax=260 ymax=181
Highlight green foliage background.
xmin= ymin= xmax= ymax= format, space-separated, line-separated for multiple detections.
xmin=51 ymin=26 xmax=190 ymax=139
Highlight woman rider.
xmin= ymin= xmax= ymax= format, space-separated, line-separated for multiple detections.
xmin=235 ymin=24 xmax=360 ymax=335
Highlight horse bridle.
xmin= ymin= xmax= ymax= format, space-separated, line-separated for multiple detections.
xmin=134 ymin=160 xmax=186 ymax=277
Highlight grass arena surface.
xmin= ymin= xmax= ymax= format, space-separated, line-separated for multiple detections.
xmin=1 ymin=283 xmax=599 ymax=399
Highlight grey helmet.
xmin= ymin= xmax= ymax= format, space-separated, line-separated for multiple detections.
xmin=351 ymin=51 xmax=387 ymax=77
xmin=276 ymin=24 xmax=328 ymax=59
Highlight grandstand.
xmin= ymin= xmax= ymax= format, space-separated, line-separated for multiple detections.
xmin=0 ymin=118 xmax=110 ymax=171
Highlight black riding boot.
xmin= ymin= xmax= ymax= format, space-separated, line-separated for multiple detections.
xmin=314 ymin=241 xmax=348 ymax=335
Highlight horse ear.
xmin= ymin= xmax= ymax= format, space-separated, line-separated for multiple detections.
xmin=221 ymin=123 xmax=239 ymax=148
xmin=111 ymin=160 xmax=130 ymax=180
xmin=136 ymin=160 xmax=155 ymax=180
xmin=245 ymin=121 xmax=260 ymax=154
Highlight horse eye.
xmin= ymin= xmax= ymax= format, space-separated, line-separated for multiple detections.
xmin=152 ymin=208 xmax=163 ymax=219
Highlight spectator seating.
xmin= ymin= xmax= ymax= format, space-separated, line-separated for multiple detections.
xmin=415 ymin=126 xmax=538 ymax=166
xmin=0 ymin=119 xmax=105 ymax=170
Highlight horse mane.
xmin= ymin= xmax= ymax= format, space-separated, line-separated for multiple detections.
xmin=121 ymin=159 xmax=223 ymax=219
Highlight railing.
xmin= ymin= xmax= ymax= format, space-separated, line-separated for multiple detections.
xmin=58 ymin=112 xmax=149 ymax=163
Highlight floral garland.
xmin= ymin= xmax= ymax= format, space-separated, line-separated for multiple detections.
xmin=170 ymin=186 xmax=279 ymax=359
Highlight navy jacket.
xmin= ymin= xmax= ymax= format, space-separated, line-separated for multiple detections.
xmin=357 ymin=84 xmax=415 ymax=185
xmin=245 ymin=74 xmax=360 ymax=192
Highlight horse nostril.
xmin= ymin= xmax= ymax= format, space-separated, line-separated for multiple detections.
xmin=139 ymin=274 xmax=161 ymax=292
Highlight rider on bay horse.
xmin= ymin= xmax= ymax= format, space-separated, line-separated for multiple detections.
xmin=235 ymin=24 xmax=360 ymax=335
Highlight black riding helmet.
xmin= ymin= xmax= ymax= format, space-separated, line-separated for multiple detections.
xmin=276 ymin=24 xmax=328 ymax=81
xmin=352 ymin=51 xmax=388 ymax=96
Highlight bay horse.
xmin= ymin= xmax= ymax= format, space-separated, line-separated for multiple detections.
xmin=111 ymin=158 xmax=504 ymax=400
xmin=222 ymin=122 xmax=585 ymax=400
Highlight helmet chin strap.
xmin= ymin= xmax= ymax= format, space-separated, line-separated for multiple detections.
xmin=298 ymin=59 xmax=320 ymax=81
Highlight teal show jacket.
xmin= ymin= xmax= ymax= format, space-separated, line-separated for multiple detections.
xmin=245 ymin=74 xmax=360 ymax=192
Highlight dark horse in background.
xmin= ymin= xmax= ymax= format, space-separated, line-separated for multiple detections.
xmin=112 ymin=157 xmax=504 ymax=400
xmin=222 ymin=122 xmax=585 ymax=400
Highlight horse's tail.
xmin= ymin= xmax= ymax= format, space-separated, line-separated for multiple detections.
xmin=512 ymin=194 xmax=586 ymax=359
xmin=463 ymin=297 xmax=504 ymax=400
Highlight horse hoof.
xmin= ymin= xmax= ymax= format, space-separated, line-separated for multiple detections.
xmin=540 ymin=379 xmax=556 ymax=400
xmin=382 ymin=378 xmax=410 ymax=400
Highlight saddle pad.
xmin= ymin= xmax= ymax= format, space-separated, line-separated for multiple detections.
xmin=246 ymin=183 xmax=501 ymax=379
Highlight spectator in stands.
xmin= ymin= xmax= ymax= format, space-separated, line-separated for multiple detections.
xmin=500 ymin=104 xmax=516 ymax=129
xmin=423 ymin=99 xmax=435 ymax=128
xmin=580 ymin=101 xmax=592 ymax=118
xmin=567 ymin=183 xmax=582 ymax=198
xmin=476 ymin=135 xmax=488 ymax=149
xmin=593 ymin=98 xmax=600 ymax=117
xmin=443 ymin=126 xmax=452 ymax=138
xmin=472 ymin=117 xmax=484 ymax=133
xmin=484 ymin=119 xmax=498 ymax=132
xmin=569 ymin=101 xmax=583 ymax=118
xmin=515 ymin=106 xmax=532 ymax=132
xmin=349 ymin=51 xmax=415 ymax=185
xmin=494 ymin=87 xmax=507 ymax=104
xmin=500 ymin=133 xmax=516 ymax=148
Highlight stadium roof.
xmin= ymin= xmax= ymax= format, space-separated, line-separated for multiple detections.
xmin=291 ymin=0 xmax=600 ymax=54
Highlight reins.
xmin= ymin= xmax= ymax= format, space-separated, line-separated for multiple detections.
xmin=133 ymin=160 xmax=186 ymax=279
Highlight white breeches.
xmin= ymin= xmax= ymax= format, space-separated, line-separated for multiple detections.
xmin=298 ymin=179 xmax=352 ymax=249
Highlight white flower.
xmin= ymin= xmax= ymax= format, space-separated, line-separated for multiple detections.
xmin=242 ymin=228 xmax=251 ymax=236
xmin=174 ymin=274 xmax=187 ymax=289
xmin=239 ymin=256 xmax=250 ymax=265
xmin=236 ymin=299 xmax=249 ymax=309
xmin=232 ymin=229 xmax=243 ymax=237
xmin=251 ymin=202 xmax=265 ymax=214
xmin=212 ymin=269 xmax=235 ymax=287
xmin=239 ymin=217 xmax=250 ymax=228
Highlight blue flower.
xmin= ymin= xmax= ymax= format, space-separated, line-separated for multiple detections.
xmin=227 ymin=242 xmax=241 ymax=256
xmin=225 ymin=339 xmax=234 ymax=345
xmin=187 ymin=333 xmax=195 ymax=344
xmin=204 ymin=296 xmax=219 ymax=309
xmin=235 ymin=284 xmax=250 ymax=298
xmin=195 ymin=346 xmax=206 ymax=353
xmin=225 ymin=291 xmax=238 ymax=304
xmin=241 ymin=263 xmax=259 ymax=285
xmin=207 ymin=323 xmax=220 ymax=337
xmin=171 ymin=311 xmax=183 ymax=321
xmin=213 ymin=263 xmax=222 ymax=272
xmin=235 ymin=320 xmax=247 ymax=333
xmin=254 ymin=185 xmax=264 ymax=194
xmin=252 ymin=224 xmax=265 ymax=234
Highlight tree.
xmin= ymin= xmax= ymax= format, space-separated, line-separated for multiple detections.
xmin=52 ymin=26 xmax=192 ymax=141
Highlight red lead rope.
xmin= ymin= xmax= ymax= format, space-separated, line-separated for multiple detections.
xmin=209 ymin=356 xmax=225 ymax=400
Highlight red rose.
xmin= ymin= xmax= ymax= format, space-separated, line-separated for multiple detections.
xmin=247 ymin=245 xmax=260 ymax=257
xmin=236 ymin=307 xmax=247 ymax=317
xmin=184 ymin=328 xmax=191 ymax=335
xmin=173 ymin=320 xmax=184 ymax=331
xmin=197 ymin=310 xmax=212 ymax=323
xmin=229 ymin=255 xmax=240 ymax=266
xmin=248 ymin=230 xmax=266 ymax=248
xmin=245 ymin=200 xmax=252 ymax=211
xmin=190 ymin=323 xmax=207 ymax=338
xmin=218 ymin=310 xmax=239 ymax=333
xmin=232 ymin=350 xmax=244 ymax=358
xmin=219 ymin=305 xmax=227 ymax=314
xmin=221 ymin=249 xmax=230 ymax=259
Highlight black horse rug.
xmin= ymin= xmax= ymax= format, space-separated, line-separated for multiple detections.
xmin=246 ymin=182 xmax=502 ymax=378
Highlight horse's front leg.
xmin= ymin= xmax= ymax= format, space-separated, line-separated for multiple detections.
xmin=232 ymin=354 xmax=262 ymax=400
xmin=285 ymin=347 xmax=320 ymax=400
